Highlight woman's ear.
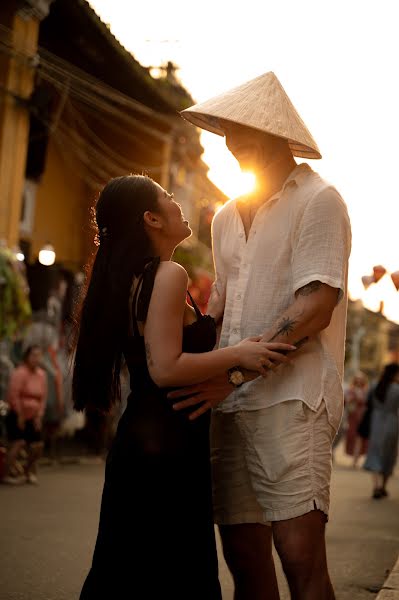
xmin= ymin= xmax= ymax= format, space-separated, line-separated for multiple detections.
xmin=143 ymin=210 xmax=162 ymax=230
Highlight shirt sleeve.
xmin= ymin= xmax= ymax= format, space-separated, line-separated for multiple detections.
xmin=292 ymin=186 xmax=352 ymax=300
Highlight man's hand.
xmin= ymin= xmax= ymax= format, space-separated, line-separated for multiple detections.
xmin=168 ymin=373 xmax=233 ymax=421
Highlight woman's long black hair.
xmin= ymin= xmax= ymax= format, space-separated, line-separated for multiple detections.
xmin=72 ymin=175 xmax=160 ymax=413
xmin=375 ymin=363 xmax=399 ymax=403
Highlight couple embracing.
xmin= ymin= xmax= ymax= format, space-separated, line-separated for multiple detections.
xmin=73 ymin=72 xmax=351 ymax=600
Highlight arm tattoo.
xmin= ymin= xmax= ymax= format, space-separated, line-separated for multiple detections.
xmin=296 ymin=280 xmax=323 ymax=296
xmin=268 ymin=316 xmax=298 ymax=341
xmin=145 ymin=342 xmax=154 ymax=367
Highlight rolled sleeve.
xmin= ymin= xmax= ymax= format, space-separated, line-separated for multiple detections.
xmin=292 ymin=187 xmax=352 ymax=300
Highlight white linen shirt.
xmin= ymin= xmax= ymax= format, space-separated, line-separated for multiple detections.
xmin=212 ymin=163 xmax=352 ymax=429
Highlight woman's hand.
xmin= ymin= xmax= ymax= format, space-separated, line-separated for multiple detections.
xmin=236 ymin=337 xmax=296 ymax=374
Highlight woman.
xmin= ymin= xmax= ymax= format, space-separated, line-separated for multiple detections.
xmin=4 ymin=345 xmax=47 ymax=484
xmin=73 ymin=175 xmax=294 ymax=599
xmin=363 ymin=363 xmax=399 ymax=499
xmin=344 ymin=371 xmax=369 ymax=467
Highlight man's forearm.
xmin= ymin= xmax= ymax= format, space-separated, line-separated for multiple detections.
xmin=261 ymin=281 xmax=338 ymax=347
xmin=243 ymin=281 xmax=339 ymax=379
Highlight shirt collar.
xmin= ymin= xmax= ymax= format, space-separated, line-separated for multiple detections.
xmin=265 ymin=162 xmax=311 ymax=205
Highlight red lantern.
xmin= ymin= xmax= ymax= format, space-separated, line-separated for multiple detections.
xmin=391 ymin=271 xmax=399 ymax=291
xmin=373 ymin=265 xmax=386 ymax=283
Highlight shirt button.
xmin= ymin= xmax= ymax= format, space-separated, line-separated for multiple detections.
xmin=237 ymin=294 xmax=241 ymax=300
xmin=239 ymin=233 xmax=244 ymax=238
xmin=232 ymin=328 xmax=238 ymax=334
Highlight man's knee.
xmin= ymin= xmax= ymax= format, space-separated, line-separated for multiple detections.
xmin=220 ymin=524 xmax=272 ymax=573
xmin=276 ymin=538 xmax=316 ymax=579
xmin=273 ymin=512 xmax=327 ymax=579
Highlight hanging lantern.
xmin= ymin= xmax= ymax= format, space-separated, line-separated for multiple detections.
xmin=391 ymin=271 xmax=399 ymax=291
xmin=361 ymin=275 xmax=374 ymax=290
xmin=372 ymin=265 xmax=386 ymax=283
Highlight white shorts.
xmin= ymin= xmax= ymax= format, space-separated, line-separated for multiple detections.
xmin=211 ymin=400 xmax=335 ymax=525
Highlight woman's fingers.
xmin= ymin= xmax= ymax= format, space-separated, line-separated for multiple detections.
xmin=265 ymin=350 xmax=292 ymax=363
xmin=266 ymin=342 xmax=297 ymax=351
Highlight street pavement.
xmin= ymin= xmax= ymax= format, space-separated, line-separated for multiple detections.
xmin=0 ymin=443 xmax=398 ymax=600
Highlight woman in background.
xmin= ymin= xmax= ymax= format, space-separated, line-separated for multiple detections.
xmin=363 ymin=363 xmax=399 ymax=499
xmin=4 ymin=345 xmax=47 ymax=484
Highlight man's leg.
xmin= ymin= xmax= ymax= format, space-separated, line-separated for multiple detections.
xmin=273 ymin=510 xmax=334 ymax=600
xmin=219 ymin=523 xmax=280 ymax=600
xmin=211 ymin=411 xmax=280 ymax=600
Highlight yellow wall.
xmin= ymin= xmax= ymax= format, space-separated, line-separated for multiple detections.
xmin=31 ymin=137 xmax=91 ymax=270
xmin=0 ymin=6 xmax=39 ymax=246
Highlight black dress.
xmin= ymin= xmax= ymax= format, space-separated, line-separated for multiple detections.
xmin=80 ymin=263 xmax=222 ymax=600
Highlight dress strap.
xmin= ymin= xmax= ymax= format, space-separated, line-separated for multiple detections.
xmin=131 ymin=256 xmax=161 ymax=336
xmin=187 ymin=289 xmax=202 ymax=320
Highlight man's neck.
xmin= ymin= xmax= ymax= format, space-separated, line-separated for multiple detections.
xmin=253 ymin=154 xmax=297 ymax=203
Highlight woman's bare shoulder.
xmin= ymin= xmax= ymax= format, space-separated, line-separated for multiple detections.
xmin=154 ymin=261 xmax=188 ymax=291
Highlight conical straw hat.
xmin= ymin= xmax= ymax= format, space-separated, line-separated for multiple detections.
xmin=181 ymin=72 xmax=321 ymax=159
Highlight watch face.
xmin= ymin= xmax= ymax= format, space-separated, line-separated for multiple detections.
xmin=230 ymin=370 xmax=244 ymax=386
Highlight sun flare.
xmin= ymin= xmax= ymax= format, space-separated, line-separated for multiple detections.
xmin=208 ymin=164 xmax=256 ymax=200
xmin=235 ymin=172 xmax=256 ymax=197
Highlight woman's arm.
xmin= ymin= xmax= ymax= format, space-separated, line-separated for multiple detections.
xmin=144 ymin=262 xmax=293 ymax=388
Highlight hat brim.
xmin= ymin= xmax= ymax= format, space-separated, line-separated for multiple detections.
xmin=181 ymin=111 xmax=322 ymax=160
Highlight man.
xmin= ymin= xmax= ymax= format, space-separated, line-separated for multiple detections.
xmin=170 ymin=72 xmax=351 ymax=600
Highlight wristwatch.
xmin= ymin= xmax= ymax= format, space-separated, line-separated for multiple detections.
xmin=227 ymin=367 xmax=245 ymax=387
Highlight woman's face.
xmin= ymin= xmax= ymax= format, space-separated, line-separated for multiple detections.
xmin=151 ymin=183 xmax=192 ymax=244
xmin=26 ymin=348 xmax=42 ymax=369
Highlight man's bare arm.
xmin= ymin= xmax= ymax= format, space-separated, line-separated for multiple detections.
xmin=238 ymin=280 xmax=340 ymax=381
xmin=261 ymin=280 xmax=340 ymax=346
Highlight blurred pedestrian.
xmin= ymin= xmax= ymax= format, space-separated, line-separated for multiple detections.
xmin=3 ymin=345 xmax=47 ymax=484
xmin=344 ymin=371 xmax=369 ymax=467
xmin=363 ymin=363 xmax=399 ymax=499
